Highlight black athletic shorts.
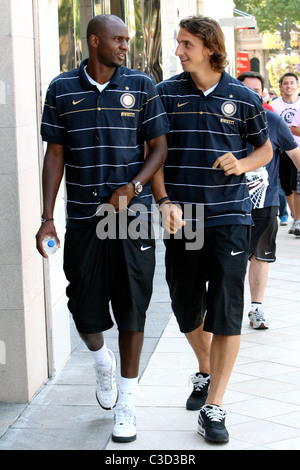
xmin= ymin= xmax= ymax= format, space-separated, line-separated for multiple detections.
xmin=249 ymin=206 xmax=278 ymax=262
xmin=164 ymin=225 xmax=251 ymax=336
xmin=63 ymin=215 xmax=155 ymax=334
xmin=279 ymin=152 xmax=297 ymax=196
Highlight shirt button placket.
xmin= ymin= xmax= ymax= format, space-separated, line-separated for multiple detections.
xmin=92 ymin=96 xmax=102 ymax=199
xmin=95 ymin=94 xmax=102 ymax=143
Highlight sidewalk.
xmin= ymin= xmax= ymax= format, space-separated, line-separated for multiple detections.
xmin=1 ymin=224 xmax=300 ymax=450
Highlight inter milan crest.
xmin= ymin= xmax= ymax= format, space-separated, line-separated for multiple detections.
xmin=221 ymin=101 xmax=237 ymax=117
xmin=120 ymin=93 xmax=135 ymax=109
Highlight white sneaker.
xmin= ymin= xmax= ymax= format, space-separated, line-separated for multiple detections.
xmin=293 ymin=220 xmax=300 ymax=236
xmin=248 ymin=307 xmax=269 ymax=329
xmin=112 ymin=403 xmax=137 ymax=442
xmin=94 ymin=349 xmax=118 ymax=410
xmin=288 ymin=220 xmax=297 ymax=234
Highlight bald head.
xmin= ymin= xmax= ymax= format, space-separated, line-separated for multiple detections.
xmin=86 ymin=14 xmax=129 ymax=71
xmin=87 ymin=15 xmax=125 ymax=43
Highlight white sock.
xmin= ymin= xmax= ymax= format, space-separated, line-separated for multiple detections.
xmin=90 ymin=343 xmax=112 ymax=368
xmin=251 ymin=302 xmax=262 ymax=311
xmin=118 ymin=376 xmax=138 ymax=407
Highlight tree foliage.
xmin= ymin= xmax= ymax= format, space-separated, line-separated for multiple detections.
xmin=234 ymin=0 xmax=300 ymax=32
xmin=266 ymin=54 xmax=300 ymax=89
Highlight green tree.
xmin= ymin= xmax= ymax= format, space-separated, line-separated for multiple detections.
xmin=234 ymin=0 xmax=300 ymax=32
xmin=266 ymin=54 xmax=300 ymax=90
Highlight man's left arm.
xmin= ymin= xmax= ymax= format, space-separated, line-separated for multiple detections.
xmin=291 ymin=125 xmax=300 ymax=137
xmin=107 ymin=134 xmax=168 ymax=211
xmin=213 ymin=91 xmax=273 ymax=176
xmin=286 ymin=146 xmax=300 ymax=171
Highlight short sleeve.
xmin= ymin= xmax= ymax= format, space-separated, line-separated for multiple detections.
xmin=277 ymin=116 xmax=298 ymax=152
xmin=139 ymin=79 xmax=170 ymax=141
xmin=244 ymin=93 xmax=269 ymax=148
xmin=41 ymin=86 xmax=67 ymax=145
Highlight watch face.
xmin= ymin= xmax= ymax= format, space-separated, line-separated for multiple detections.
xmin=135 ymin=183 xmax=142 ymax=194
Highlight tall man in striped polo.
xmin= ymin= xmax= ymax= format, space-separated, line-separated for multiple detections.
xmin=152 ymin=15 xmax=272 ymax=443
xmin=35 ymin=15 xmax=169 ymax=443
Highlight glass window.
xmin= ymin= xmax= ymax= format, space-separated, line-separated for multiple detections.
xmin=58 ymin=0 xmax=82 ymax=72
xmin=93 ymin=0 xmax=110 ymax=15
xmin=126 ymin=0 xmax=162 ymax=82
xmin=143 ymin=0 xmax=162 ymax=83
xmin=58 ymin=0 xmax=162 ymax=82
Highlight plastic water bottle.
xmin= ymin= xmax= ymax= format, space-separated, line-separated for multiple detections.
xmin=42 ymin=237 xmax=58 ymax=255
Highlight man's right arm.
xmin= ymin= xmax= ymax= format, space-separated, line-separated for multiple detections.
xmin=151 ymin=168 xmax=185 ymax=234
xmin=35 ymin=142 xmax=65 ymax=258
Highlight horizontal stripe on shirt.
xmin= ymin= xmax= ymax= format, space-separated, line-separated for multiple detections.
xmin=156 ymin=71 xmax=269 ymax=227
xmin=41 ymin=59 xmax=170 ymax=227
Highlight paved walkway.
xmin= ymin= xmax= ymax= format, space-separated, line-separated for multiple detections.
xmin=1 ymin=222 xmax=300 ymax=450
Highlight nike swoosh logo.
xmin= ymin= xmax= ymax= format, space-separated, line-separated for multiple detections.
xmin=265 ymin=251 xmax=272 ymax=255
xmin=177 ymin=102 xmax=189 ymax=108
xmin=72 ymin=98 xmax=86 ymax=105
xmin=141 ymin=246 xmax=151 ymax=251
xmin=231 ymin=250 xmax=245 ymax=256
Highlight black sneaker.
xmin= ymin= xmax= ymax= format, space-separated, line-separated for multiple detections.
xmin=186 ymin=372 xmax=210 ymax=410
xmin=198 ymin=404 xmax=229 ymax=443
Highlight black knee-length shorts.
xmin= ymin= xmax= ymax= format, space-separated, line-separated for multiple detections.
xmin=164 ymin=225 xmax=251 ymax=336
xmin=63 ymin=216 xmax=155 ymax=334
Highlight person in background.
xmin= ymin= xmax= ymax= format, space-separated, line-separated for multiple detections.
xmin=272 ymin=73 xmax=300 ymax=234
xmin=35 ymin=14 xmax=169 ymax=443
xmin=278 ymin=185 xmax=289 ymax=226
xmin=269 ymin=89 xmax=278 ymax=103
xmin=237 ymin=71 xmax=300 ymax=329
xmin=268 ymin=91 xmax=289 ymax=227
xmin=262 ymin=87 xmax=274 ymax=111
xmin=152 ymin=15 xmax=272 ymax=444
xmin=290 ymin=106 xmax=300 ymax=236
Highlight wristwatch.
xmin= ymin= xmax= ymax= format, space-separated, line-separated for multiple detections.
xmin=130 ymin=180 xmax=143 ymax=195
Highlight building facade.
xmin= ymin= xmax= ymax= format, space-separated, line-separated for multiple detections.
xmin=236 ymin=27 xmax=300 ymax=90
xmin=0 ymin=0 xmax=235 ymax=403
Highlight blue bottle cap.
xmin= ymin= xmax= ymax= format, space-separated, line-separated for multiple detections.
xmin=47 ymin=240 xmax=55 ymax=247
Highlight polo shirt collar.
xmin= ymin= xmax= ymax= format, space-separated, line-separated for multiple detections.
xmin=79 ymin=59 xmax=92 ymax=89
xmin=213 ymin=72 xmax=232 ymax=97
xmin=186 ymin=71 xmax=231 ymax=97
xmin=79 ymin=58 xmax=122 ymax=90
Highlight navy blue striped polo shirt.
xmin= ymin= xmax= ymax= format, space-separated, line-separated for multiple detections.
xmin=156 ymin=71 xmax=269 ymax=227
xmin=41 ymin=58 xmax=170 ymax=227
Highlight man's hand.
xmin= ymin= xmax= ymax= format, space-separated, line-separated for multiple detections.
xmin=106 ymin=183 xmax=135 ymax=212
xmin=212 ymin=152 xmax=243 ymax=176
xmin=35 ymin=220 xmax=60 ymax=258
xmin=159 ymin=203 xmax=186 ymax=234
